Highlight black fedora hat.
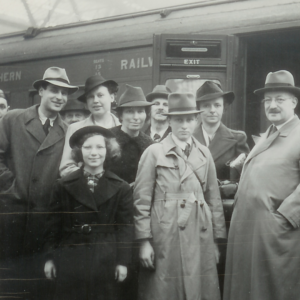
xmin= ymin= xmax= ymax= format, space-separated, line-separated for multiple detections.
xmin=116 ymin=84 xmax=153 ymax=109
xmin=78 ymin=75 xmax=118 ymax=102
xmin=163 ymin=92 xmax=201 ymax=116
xmin=196 ymin=81 xmax=235 ymax=105
xmin=60 ymin=99 xmax=89 ymax=114
xmin=69 ymin=126 xmax=115 ymax=149
xmin=254 ymin=70 xmax=300 ymax=97
xmin=146 ymin=85 xmax=172 ymax=102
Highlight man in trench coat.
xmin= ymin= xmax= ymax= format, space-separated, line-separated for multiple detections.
xmin=224 ymin=70 xmax=300 ymax=300
xmin=0 ymin=67 xmax=78 ymax=299
xmin=134 ymin=92 xmax=226 ymax=300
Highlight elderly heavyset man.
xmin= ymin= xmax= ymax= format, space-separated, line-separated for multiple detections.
xmin=0 ymin=67 xmax=78 ymax=299
xmin=224 ymin=70 xmax=300 ymax=300
xmin=60 ymin=98 xmax=89 ymax=125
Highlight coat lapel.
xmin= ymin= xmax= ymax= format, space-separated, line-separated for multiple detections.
xmin=193 ymin=123 xmax=206 ymax=146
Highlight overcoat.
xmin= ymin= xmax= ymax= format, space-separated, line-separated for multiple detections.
xmin=43 ymin=169 xmax=133 ymax=300
xmin=0 ymin=105 xmax=67 ymax=257
xmin=224 ymin=116 xmax=300 ymax=300
xmin=134 ymin=134 xmax=226 ymax=300
xmin=144 ymin=125 xmax=172 ymax=142
xmin=193 ymin=123 xmax=249 ymax=181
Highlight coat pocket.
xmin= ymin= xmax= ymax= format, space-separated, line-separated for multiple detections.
xmin=271 ymin=212 xmax=294 ymax=231
xmin=152 ymin=199 xmax=176 ymax=225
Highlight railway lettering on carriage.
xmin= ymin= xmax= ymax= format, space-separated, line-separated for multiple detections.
xmin=184 ymin=59 xmax=201 ymax=65
xmin=0 ymin=71 xmax=21 ymax=82
xmin=120 ymin=57 xmax=153 ymax=70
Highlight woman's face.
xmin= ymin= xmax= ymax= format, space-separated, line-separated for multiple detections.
xmin=81 ymin=135 xmax=106 ymax=170
xmin=86 ymin=85 xmax=114 ymax=117
xmin=121 ymin=107 xmax=147 ymax=132
xmin=198 ymin=97 xmax=224 ymax=125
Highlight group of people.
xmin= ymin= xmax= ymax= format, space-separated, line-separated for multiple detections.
xmin=0 ymin=66 xmax=299 ymax=300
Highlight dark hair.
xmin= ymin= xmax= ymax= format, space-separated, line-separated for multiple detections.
xmin=116 ymin=106 xmax=151 ymax=123
xmin=71 ymin=132 xmax=121 ymax=169
xmin=100 ymin=82 xmax=119 ymax=95
xmin=38 ymin=81 xmax=50 ymax=90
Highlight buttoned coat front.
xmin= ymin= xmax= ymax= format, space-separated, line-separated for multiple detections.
xmin=0 ymin=105 xmax=67 ymax=257
xmin=224 ymin=116 xmax=300 ymax=300
xmin=134 ymin=134 xmax=226 ymax=300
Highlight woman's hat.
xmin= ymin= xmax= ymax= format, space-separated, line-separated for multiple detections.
xmin=116 ymin=84 xmax=153 ymax=109
xmin=146 ymin=85 xmax=172 ymax=102
xmin=196 ymin=81 xmax=235 ymax=105
xmin=33 ymin=67 xmax=78 ymax=94
xmin=78 ymin=75 xmax=118 ymax=102
xmin=254 ymin=70 xmax=300 ymax=97
xmin=163 ymin=92 xmax=201 ymax=116
xmin=69 ymin=126 xmax=115 ymax=149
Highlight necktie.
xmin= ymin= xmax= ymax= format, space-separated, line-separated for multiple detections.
xmin=153 ymin=133 xmax=161 ymax=143
xmin=183 ymin=143 xmax=190 ymax=158
xmin=268 ymin=125 xmax=277 ymax=137
xmin=43 ymin=119 xmax=51 ymax=136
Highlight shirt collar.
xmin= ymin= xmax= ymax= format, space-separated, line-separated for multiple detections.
xmin=275 ymin=115 xmax=295 ymax=130
xmin=202 ymin=124 xmax=217 ymax=146
xmin=171 ymin=133 xmax=192 ymax=151
xmin=150 ymin=126 xmax=169 ymax=140
xmin=38 ymin=106 xmax=57 ymax=127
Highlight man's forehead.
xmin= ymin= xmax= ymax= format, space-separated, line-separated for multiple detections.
xmin=151 ymin=97 xmax=168 ymax=103
xmin=65 ymin=110 xmax=85 ymax=115
xmin=264 ymin=90 xmax=295 ymax=98
xmin=199 ymin=97 xmax=224 ymax=105
xmin=0 ymin=97 xmax=8 ymax=106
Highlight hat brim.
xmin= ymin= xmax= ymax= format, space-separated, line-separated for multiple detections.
xmin=69 ymin=126 xmax=115 ymax=149
xmin=78 ymin=79 xmax=118 ymax=102
xmin=163 ymin=109 xmax=202 ymax=116
xmin=254 ymin=86 xmax=300 ymax=98
xmin=146 ymin=92 xmax=169 ymax=102
xmin=116 ymin=101 xmax=153 ymax=109
xmin=196 ymin=91 xmax=235 ymax=105
xmin=33 ymin=79 xmax=78 ymax=95
xmin=60 ymin=108 xmax=90 ymax=114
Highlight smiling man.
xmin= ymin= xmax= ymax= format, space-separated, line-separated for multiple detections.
xmin=224 ymin=70 xmax=300 ymax=300
xmin=0 ymin=67 xmax=78 ymax=299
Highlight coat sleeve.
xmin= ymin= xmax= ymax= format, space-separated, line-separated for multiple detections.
xmin=59 ymin=124 xmax=80 ymax=178
xmin=0 ymin=113 xmax=15 ymax=192
xmin=233 ymin=131 xmax=250 ymax=174
xmin=204 ymin=150 xmax=227 ymax=239
xmin=133 ymin=146 xmax=157 ymax=240
xmin=115 ymin=183 xmax=134 ymax=266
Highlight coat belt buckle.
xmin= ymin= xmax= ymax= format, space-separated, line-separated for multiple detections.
xmin=81 ymin=224 xmax=91 ymax=234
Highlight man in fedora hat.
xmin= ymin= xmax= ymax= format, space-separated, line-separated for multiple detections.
xmin=0 ymin=67 xmax=78 ymax=298
xmin=144 ymin=85 xmax=172 ymax=142
xmin=134 ymin=92 xmax=226 ymax=300
xmin=224 ymin=70 xmax=300 ymax=300
xmin=60 ymin=75 xmax=120 ymax=178
xmin=60 ymin=98 xmax=90 ymax=125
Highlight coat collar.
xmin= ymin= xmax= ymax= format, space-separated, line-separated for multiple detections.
xmin=62 ymin=169 xmax=123 ymax=211
xmin=23 ymin=105 xmax=66 ymax=151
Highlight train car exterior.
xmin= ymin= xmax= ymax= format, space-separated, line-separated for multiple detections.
xmin=1 ymin=0 xmax=300 ymax=143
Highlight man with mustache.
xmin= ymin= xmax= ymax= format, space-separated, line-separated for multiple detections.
xmin=60 ymin=98 xmax=89 ymax=125
xmin=224 ymin=70 xmax=300 ymax=300
xmin=0 ymin=67 xmax=78 ymax=299
xmin=144 ymin=85 xmax=172 ymax=142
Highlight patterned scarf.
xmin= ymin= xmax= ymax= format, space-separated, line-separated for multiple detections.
xmin=83 ymin=170 xmax=104 ymax=193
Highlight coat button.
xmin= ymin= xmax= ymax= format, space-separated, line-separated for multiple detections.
xmin=180 ymin=203 xmax=185 ymax=208
xmin=202 ymin=227 xmax=207 ymax=231
xmin=180 ymin=226 xmax=185 ymax=230
xmin=200 ymin=203 xmax=204 ymax=207
xmin=32 ymin=177 xmax=38 ymax=183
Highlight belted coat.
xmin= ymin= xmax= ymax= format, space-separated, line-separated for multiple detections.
xmin=224 ymin=116 xmax=300 ymax=300
xmin=134 ymin=134 xmax=226 ymax=300
xmin=43 ymin=169 xmax=134 ymax=300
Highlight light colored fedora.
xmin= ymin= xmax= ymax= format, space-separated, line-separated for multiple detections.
xmin=163 ymin=92 xmax=201 ymax=116
xmin=254 ymin=70 xmax=300 ymax=97
xmin=146 ymin=85 xmax=172 ymax=102
xmin=33 ymin=67 xmax=78 ymax=94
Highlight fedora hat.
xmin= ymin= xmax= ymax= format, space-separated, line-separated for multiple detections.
xmin=146 ymin=85 xmax=172 ymax=102
xmin=60 ymin=99 xmax=89 ymax=114
xmin=78 ymin=75 xmax=118 ymax=102
xmin=196 ymin=81 xmax=235 ymax=105
xmin=69 ymin=125 xmax=115 ymax=149
xmin=163 ymin=92 xmax=201 ymax=116
xmin=116 ymin=84 xmax=153 ymax=109
xmin=33 ymin=67 xmax=78 ymax=94
xmin=254 ymin=70 xmax=300 ymax=97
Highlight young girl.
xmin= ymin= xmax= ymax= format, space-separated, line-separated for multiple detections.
xmin=43 ymin=126 xmax=133 ymax=300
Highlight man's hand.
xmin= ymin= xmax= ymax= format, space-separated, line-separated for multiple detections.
xmin=115 ymin=265 xmax=127 ymax=282
xmin=139 ymin=240 xmax=155 ymax=270
xmin=44 ymin=260 xmax=57 ymax=279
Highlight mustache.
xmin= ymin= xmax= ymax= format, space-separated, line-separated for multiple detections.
xmin=268 ymin=109 xmax=281 ymax=113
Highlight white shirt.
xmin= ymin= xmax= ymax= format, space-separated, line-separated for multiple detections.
xmin=202 ymin=125 xmax=216 ymax=146
xmin=275 ymin=115 xmax=295 ymax=130
xmin=171 ymin=133 xmax=192 ymax=158
xmin=150 ymin=126 xmax=168 ymax=141
xmin=38 ymin=106 xmax=57 ymax=127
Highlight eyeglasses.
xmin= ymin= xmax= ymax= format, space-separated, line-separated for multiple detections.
xmin=262 ymin=97 xmax=292 ymax=105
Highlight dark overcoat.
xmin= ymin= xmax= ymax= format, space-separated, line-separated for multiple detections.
xmin=193 ymin=122 xmax=249 ymax=181
xmin=109 ymin=126 xmax=153 ymax=184
xmin=43 ymin=169 xmax=133 ymax=300
xmin=0 ymin=105 xmax=67 ymax=258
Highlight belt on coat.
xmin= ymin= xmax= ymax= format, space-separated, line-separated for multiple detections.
xmin=66 ymin=224 xmax=116 ymax=234
xmin=153 ymin=192 xmax=209 ymax=230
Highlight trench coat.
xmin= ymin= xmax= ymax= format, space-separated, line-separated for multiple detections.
xmin=43 ymin=169 xmax=134 ymax=300
xmin=134 ymin=134 xmax=226 ymax=300
xmin=193 ymin=123 xmax=250 ymax=181
xmin=224 ymin=116 xmax=300 ymax=300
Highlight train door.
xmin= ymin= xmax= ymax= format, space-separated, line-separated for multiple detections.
xmin=152 ymin=34 xmax=246 ymax=131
